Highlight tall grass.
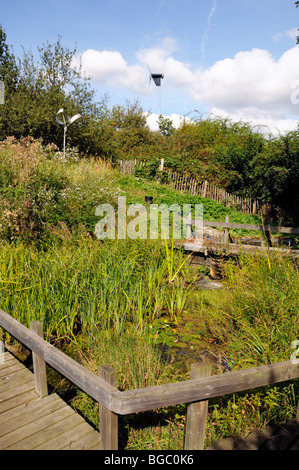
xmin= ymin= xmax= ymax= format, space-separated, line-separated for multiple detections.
xmin=192 ymin=250 xmax=299 ymax=368
xmin=0 ymin=137 xmax=197 ymax=393
xmin=0 ymin=236 xmax=194 ymax=344
xmin=0 ymin=235 xmax=195 ymax=396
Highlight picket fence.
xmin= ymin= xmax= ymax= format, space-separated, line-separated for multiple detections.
xmin=118 ymin=159 xmax=261 ymax=215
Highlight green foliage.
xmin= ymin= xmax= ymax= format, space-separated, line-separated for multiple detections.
xmin=0 ymin=25 xmax=18 ymax=94
xmin=133 ymin=114 xmax=299 ymax=217
xmin=0 ymin=136 xmax=299 ymax=449
xmin=250 ymin=130 xmax=299 ymax=210
xmin=205 ymin=383 xmax=298 ymax=445
xmin=134 ymin=158 xmax=161 ymax=180
xmin=1 ymin=24 xmax=299 ymax=214
xmin=0 ymin=137 xmax=116 ymax=243
xmin=192 ymin=251 xmax=299 ymax=367
xmin=100 ymin=101 xmax=156 ymax=161
xmin=158 ymin=114 xmax=175 ymax=137
xmin=0 ymin=235 xmax=196 ymax=363
xmin=0 ymin=31 xmax=106 ymax=154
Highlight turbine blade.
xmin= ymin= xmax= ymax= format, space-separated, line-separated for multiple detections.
xmin=56 ymin=108 xmax=65 ymax=126
xmin=69 ymin=113 xmax=81 ymax=125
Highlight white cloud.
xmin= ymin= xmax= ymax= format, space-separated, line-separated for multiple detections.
xmin=191 ymin=47 xmax=299 ymax=111
xmin=74 ymin=39 xmax=299 ymax=135
xmin=201 ymin=0 xmax=217 ymax=59
xmin=73 ymin=49 xmax=127 ymax=82
xmin=72 ymin=49 xmax=149 ymax=94
xmin=273 ymin=28 xmax=298 ymax=41
xmin=145 ymin=112 xmax=191 ymax=131
xmin=286 ymin=28 xmax=298 ymax=40
xmin=210 ymin=107 xmax=298 ymax=136
xmin=189 ymin=46 xmax=299 ymax=134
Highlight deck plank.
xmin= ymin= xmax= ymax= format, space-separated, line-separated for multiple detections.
xmin=0 ymin=352 xmax=100 ymax=450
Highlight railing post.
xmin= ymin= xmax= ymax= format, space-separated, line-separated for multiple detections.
xmin=224 ymin=214 xmax=230 ymax=244
xmin=99 ymin=364 xmax=118 ymax=450
xmin=184 ymin=362 xmax=211 ymax=450
xmin=0 ymin=339 xmax=5 ymax=364
xmin=30 ymin=321 xmax=48 ymax=398
xmin=262 ymin=217 xmax=272 ymax=247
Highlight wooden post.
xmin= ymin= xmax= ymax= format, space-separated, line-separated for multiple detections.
xmin=202 ymin=180 xmax=208 ymax=198
xmin=30 ymin=321 xmax=48 ymax=398
xmin=99 ymin=364 xmax=118 ymax=450
xmin=184 ymin=362 xmax=211 ymax=450
xmin=262 ymin=217 xmax=272 ymax=247
xmin=224 ymin=214 xmax=230 ymax=244
xmin=159 ymin=158 xmax=164 ymax=172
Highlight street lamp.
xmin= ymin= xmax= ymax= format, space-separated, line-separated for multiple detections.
xmin=56 ymin=108 xmax=81 ymax=160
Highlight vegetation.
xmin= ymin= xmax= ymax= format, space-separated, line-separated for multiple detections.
xmin=0 ymin=18 xmax=299 ymax=449
xmin=0 ymin=137 xmax=298 ymax=449
xmin=0 ymin=25 xmax=299 ymax=218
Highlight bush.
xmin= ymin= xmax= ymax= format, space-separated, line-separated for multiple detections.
xmin=0 ymin=137 xmax=115 ymax=243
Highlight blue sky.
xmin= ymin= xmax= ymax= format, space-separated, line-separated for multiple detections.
xmin=2 ymin=0 xmax=299 ymax=134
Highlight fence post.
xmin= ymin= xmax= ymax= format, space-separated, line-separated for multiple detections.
xmin=99 ymin=364 xmax=118 ymax=450
xmin=253 ymin=200 xmax=257 ymax=215
xmin=184 ymin=362 xmax=211 ymax=450
xmin=30 ymin=321 xmax=48 ymax=398
xmin=202 ymin=181 xmax=208 ymax=198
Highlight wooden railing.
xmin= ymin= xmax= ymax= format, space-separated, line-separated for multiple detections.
xmin=183 ymin=215 xmax=299 ymax=254
xmin=1 ymin=308 xmax=299 ymax=450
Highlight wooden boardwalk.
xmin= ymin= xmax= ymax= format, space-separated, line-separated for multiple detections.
xmin=0 ymin=351 xmax=101 ymax=450
xmin=2 ymin=310 xmax=299 ymax=450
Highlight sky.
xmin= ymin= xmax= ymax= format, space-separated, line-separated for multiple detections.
xmin=1 ymin=0 xmax=299 ymax=135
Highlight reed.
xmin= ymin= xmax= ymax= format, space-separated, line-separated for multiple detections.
xmin=0 ymin=237 xmax=195 ymax=342
xmin=191 ymin=250 xmax=299 ymax=367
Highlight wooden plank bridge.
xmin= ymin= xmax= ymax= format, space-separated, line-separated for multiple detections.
xmin=179 ymin=216 xmax=299 ymax=260
xmin=0 ymin=351 xmax=101 ymax=450
xmin=4 ymin=349 xmax=299 ymax=452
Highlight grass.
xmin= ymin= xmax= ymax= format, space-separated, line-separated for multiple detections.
xmin=190 ymin=251 xmax=299 ymax=367
xmin=1 ymin=136 xmax=299 ymax=449
xmin=0 ymin=237 xmax=193 ymax=340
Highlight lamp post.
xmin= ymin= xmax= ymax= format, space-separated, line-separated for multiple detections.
xmin=56 ymin=109 xmax=81 ymax=160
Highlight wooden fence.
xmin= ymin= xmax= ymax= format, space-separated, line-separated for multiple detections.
xmin=1 ymin=307 xmax=299 ymax=450
xmin=117 ymin=160 xmax=262 ymax=215
xmin=185 ymin=215 xmax=299 ymax=243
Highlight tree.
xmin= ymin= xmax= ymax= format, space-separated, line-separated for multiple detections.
xmin=250 ymin=128 xmax=299 ymax=211
xmin=0 ymin=32 xmax=107 ymax=152
xmin=0 ymin=25 xmax=18 ymax=94
xmin=158 ymin=115 xmax=175 ymax=137
xmin=96 ymin=100 xmax=158 ymax=161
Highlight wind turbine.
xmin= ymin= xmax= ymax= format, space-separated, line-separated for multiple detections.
xmin=148 ymin=65 xmax=164 ymax=116
xmin=56 ymin=109 xmax=81 ymax=160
